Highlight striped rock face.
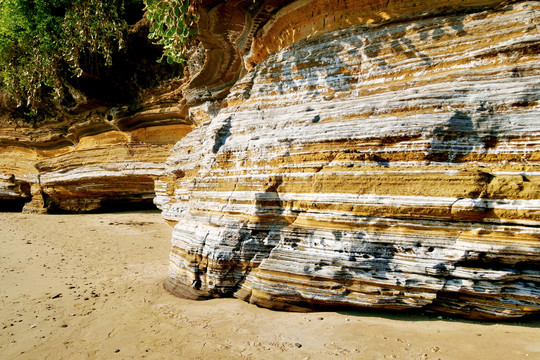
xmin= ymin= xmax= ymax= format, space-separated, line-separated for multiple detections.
xmin=157 ymin=0 xmax=540 ymax=319
xmin=0 ymin=18 xmax=193 ymax=213
xmin=31 ymin=109 xmax=193 ymax=213
xmin=0 ymin=83 xmax=193 ymax=213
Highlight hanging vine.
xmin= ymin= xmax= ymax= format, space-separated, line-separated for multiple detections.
xmin=144 ymin=0 xmax=201 ymax=64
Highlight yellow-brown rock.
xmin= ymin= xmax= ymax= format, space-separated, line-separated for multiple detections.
xmin=157 ymin=0 xmax=540 ymax=319
xmin=0 ymin=90 xmax=194 ymax=212
xmin=0 ymin=17 xmax=197 ymax=213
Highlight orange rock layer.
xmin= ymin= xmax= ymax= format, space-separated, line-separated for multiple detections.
xmin=0 ymin=95 xmax=194 ymax=212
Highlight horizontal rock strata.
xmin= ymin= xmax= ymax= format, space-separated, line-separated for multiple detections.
xmin=0 ymin=95 xmax=194 ymax=212
xmin=0 ymin=17 xmax=195 ymax=213
xmin=157 ymin=0 xmax=540 ymax=319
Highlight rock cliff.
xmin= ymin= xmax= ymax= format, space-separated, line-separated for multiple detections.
xmin=156 ymin=0 xmax=540 ymax=319
xmin=0 ymin=19 xmax=193 ymax=213
xmin=0 ymin=83 xmax=193 ymax=212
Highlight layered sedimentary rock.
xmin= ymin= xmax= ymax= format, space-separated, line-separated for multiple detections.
xmin=0 ymin=147 xmax=35 ymax=210
xmin=0 ymin=16 xmax=196 ymax=213
xmin=0 ymin=83 xmax=194 ymax=212
xmin=157 ymin=0 xmax=540 ymax=319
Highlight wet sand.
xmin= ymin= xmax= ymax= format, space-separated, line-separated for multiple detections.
xmin=1 ymin=212 xmax=538 ymax=360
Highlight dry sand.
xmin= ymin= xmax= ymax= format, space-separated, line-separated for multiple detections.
xmin=0 ymin=212 xmax=538 ymax=360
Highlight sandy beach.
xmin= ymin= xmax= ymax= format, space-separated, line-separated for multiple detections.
xmin=0 ymin=212 xmax=538 ymax=360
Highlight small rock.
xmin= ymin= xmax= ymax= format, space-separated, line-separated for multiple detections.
xmin=61 ymin=324 xmax=68 ymax=328
xmin=115 ymin=349 xmax=120 ymax=353
xmin=51 ymin=293 xmax=62 ymax=299
xmin=317 ymin=317 xmax=324 ymax=320
xmin=295 ymin=343 xmax=302 ymax=348
xmin=30 ymin=324 xmax=36 ymax=329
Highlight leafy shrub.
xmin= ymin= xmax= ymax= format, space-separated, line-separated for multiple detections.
xmin=144 ymin=0 xmax=200 ymax=64
xmin=0 ymin=0 xmax=199 ymax=119
xmin=0 ymin=0 xmax=140 ymax=116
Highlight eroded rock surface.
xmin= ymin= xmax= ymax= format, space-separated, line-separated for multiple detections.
xmin=0 ymin=14 xmax=195 ymax=213
xmin=0 ymin=87 xmax=193 ymax=212
xmin=157 ymin=0 xmax=540 ymax=319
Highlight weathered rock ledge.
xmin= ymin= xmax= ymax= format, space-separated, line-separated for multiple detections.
xmin=0 ymin=81 xmax=193 ymax=212
xmin=156 ymin=0 xmax=540 ymax=319
xmin=0 ymin=17 xmax=197 ymax=213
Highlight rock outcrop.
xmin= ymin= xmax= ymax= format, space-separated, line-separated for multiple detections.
xmin=156 ymin=0 xmax=540 ymax=319
xmin=0 ymin=15 xmax=196 ymax=213
xmin=0 ymin=81 xmax=194 ymax=212
xmin=0 ymin=14 xmax=201 ymax=213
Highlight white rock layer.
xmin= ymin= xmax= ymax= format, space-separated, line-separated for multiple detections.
xmin=157 ymin=1 xmax=540 ymax=318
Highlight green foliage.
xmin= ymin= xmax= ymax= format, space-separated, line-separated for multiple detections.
xmin=0 ymin=0 xmax=140 ymax=114
xmin=0 ymin=0 xmax=65 ymax=110
xmin=0 ymin=0 xmax=199 ymax=118
xmin=144 ymin=0 xmax=200 ymax=64
xmin=62 ymin=1 xmax=130 ymax=75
